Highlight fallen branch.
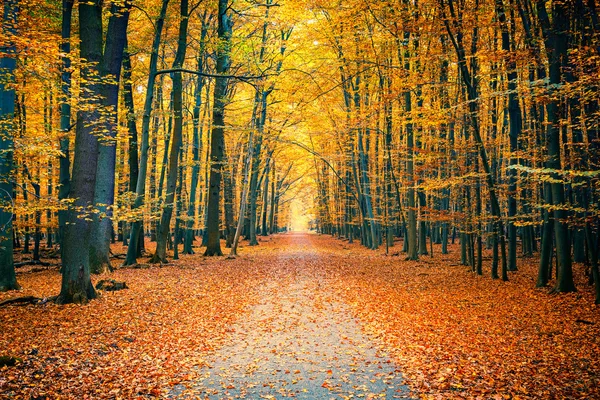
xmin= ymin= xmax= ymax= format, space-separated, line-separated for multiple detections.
xmin=96 ymin=279 xmax=128 ymax=291
xmin=15 ymin=260 xmax=51 ymax=268
xmin=0 ymin=296 xmax=41 ymax=306
xmin=0 ymin=356 xmax=20 ymax=367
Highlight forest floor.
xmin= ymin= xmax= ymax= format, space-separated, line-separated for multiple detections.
xmin=1 ymin=233 xmax=599 ymax=399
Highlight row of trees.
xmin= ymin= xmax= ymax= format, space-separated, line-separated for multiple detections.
xmin=305 ymin=0 xmax=600 ymax=302
xmin=0 ymin=0 xmax=304 ymax=302
xmin=1 ymin=0 xmax=599 ymax=304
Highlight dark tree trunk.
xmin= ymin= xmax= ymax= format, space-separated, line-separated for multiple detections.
xmin=0 ymin=0 xmax=20 ymax=291
xmin=496 ymin=0 xmax=522 ymax=272
xmin=536 ymin=0 xmax=576 ymax=292
xmin=58 ymin=0 xmax=73 ymax=248
xmin=260 ymin=162 xmax=270 ymax=237
xmin=184 ymin=18 xmax=208 ymax=255
xmin=537 ymin=183 xmax=554 ymax=287
xmin=223 ymin=157 xmax=236 ymax=248
xmin=124 ymin=0 xmax=170 ymax=265
xmin=57 ymin=0 xmax=104 ymax=304
xmin=204 ymin=0 xmax=232 ymax=256
xmin=152 ymin=0 xmax=189 ymax=263
xmin=122 ymin=42 xmax=142 ymax=256
xmin=89 ymin=0 xmax=130 ymax=274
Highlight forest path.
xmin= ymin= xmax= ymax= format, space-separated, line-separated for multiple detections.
xmin=172 ymin=233 xmax=411 ymax=399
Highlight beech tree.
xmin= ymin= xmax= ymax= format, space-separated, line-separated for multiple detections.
xmin=57 ymin=0 xmax=129 ymax=303
xmin=204 ymin=0 xmax=233 ymax=256
xmin=4 ymin=0 xmax=599 ymax=304
xmin=0 ymin=0 xmax=19 ymax=291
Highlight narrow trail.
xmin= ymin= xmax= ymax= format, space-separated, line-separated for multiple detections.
xmin=173 ymin=233 xmax=411 ymax=399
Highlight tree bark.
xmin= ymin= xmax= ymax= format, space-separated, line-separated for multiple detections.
xmin=536 ymin=0 xmax=576 ymax=292
xmin=496 ymin=0 xmax=522 ymax=272
xmin=0 ymin=0 xmax=20 ymax=291
xmin=57 ymin=0 xmax=73 ymax=247
xmin=152 ymin=0 xmax=189 ymax=263
xmin=204 ymin=0 xmax=232 ymax=256
xmin=57 ymin=0 xmax=104 ymax=304
xmin=124 ymin=0 xmax=170 ymax=265
xmin=89 ymin=1 xmax=130 ymax=274
xmin=184 ymin=17 xmax=209 ymax=255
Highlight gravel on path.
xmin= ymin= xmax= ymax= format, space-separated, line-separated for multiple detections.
xmin=172 ymin=233 xmax=412 ymax=399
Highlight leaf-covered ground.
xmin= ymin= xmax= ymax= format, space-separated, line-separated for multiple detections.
xmin=324 ymin=239 xmax=600 ymax=399
xmin=2 ymin=233 xmax=599 ymax=399
xmin=170 ymin=234 xmax=410 ymax=398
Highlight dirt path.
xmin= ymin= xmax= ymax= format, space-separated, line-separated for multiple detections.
xmin=172 ymin=233 xmax=411 ymax=399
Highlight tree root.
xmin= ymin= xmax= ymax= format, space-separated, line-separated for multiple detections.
xmin=0 ymin=295 xmax=56 ymax=307
xmin=15 ymin=260 xmax=51 ymax=268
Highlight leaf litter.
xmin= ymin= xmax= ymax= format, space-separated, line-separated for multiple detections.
xmin=1 ymin=234 xmax=599 ymax=399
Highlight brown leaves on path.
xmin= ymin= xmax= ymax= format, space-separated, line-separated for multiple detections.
xmin=322 ymin=237 xmax=600 ymax=399
xmin=2 ymin=234 xmax=600 ymax=399
xmin=0 ymin=240 xmax=273 ymax=399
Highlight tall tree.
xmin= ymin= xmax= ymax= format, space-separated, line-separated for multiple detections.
xmin=124 ymin=0 xmax=170 ymax=266
xmin=204 ymin=0 xmax=232 ymax=256
xmin=57 ymin=0 xmax=104 ymax=303
xmin=536 ymin=0 xmax=576 ymax=292
xmin=89 ymin=0 xmax=130 ymax=273
xmin=496 ymin=0 xmax=522 ymax=273
xmin=151 ymin=0 xmax=190 ymax=263
xmin=57 ymin=0 xmax=73 ymax=245
xmin=0 ymin=0 xmax=20 ymax=291
xmin=58 ymin=0 xmax=129 ymax=303
xmin=184 ymin=13 xmax=210 ymax=255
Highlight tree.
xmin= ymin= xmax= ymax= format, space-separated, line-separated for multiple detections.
xmin=0 ymin=0 xmax=20 ymax=291
xmin=204 ymin=0 xmax=233 ymax=256
xmin=57 ymin=0 xmax=129 ymax=303
xmin=89 ymin=0 xmax=131 ymax=273
xmin=151 ymin=0 xmax=191 ymax=263
xmin=124 ymin=0 xmax=170 ymax=266
xmin=183 ymin=13 xmax=210 ymax=255
xmin=535 ymin=0 xmax=576 ymax=293
xmin=57 ymin=0 xmax=73 ymax=245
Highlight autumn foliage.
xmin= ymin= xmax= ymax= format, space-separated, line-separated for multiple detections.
xmin=2 ymin=234 xmax=600 ymax=399
xmin=330 ymin=238 xmax=600 ymax=399
xmin=1 ymin=0 xmax=600 ymax=397
xmin=1 ymin=240 xmax=267 ymax=398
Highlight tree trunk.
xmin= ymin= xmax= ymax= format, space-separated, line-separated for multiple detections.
xmin=406 ymin=100 xmax=418 ymax=260
xmin=223 ymin=156 xmax=236 ymax=248
xmin=89 ymin=1 xmax=130 ymax=274
xmin=204 ymin=0 xmax=232 ymax=256
xmin=536 ymin=0 xmax=576 ymax=292
xmin=122 ymin=42 xmax=142 ymax=256
xmin=230 ymin=130 xmax=255 ymax=257
xmin=537 ymin=183 xmax=554 ymax=287
xmin=496 ymin=0 xmax=522 ymax=272
xmin=268 ymin=163 xmax=276 ymax=234
xmin=184 ymin=19 xmax=208 ymax=255
xmin=0 ymin=0 xmax=20 ymax=291
xmin=260 ymin=162 xmax=270 ymax=236
xmin=152 ymin=0 xmax=189 ymax=263
xmin=124 ymin=0 xmax=170 ymax=265
xmin=57 ymin=0 xmax=104 ymax=304
xmin=57 ymin=0 xmax=73 ymax=248
xmin=247 ymin=92 xmax=267 ymax=246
